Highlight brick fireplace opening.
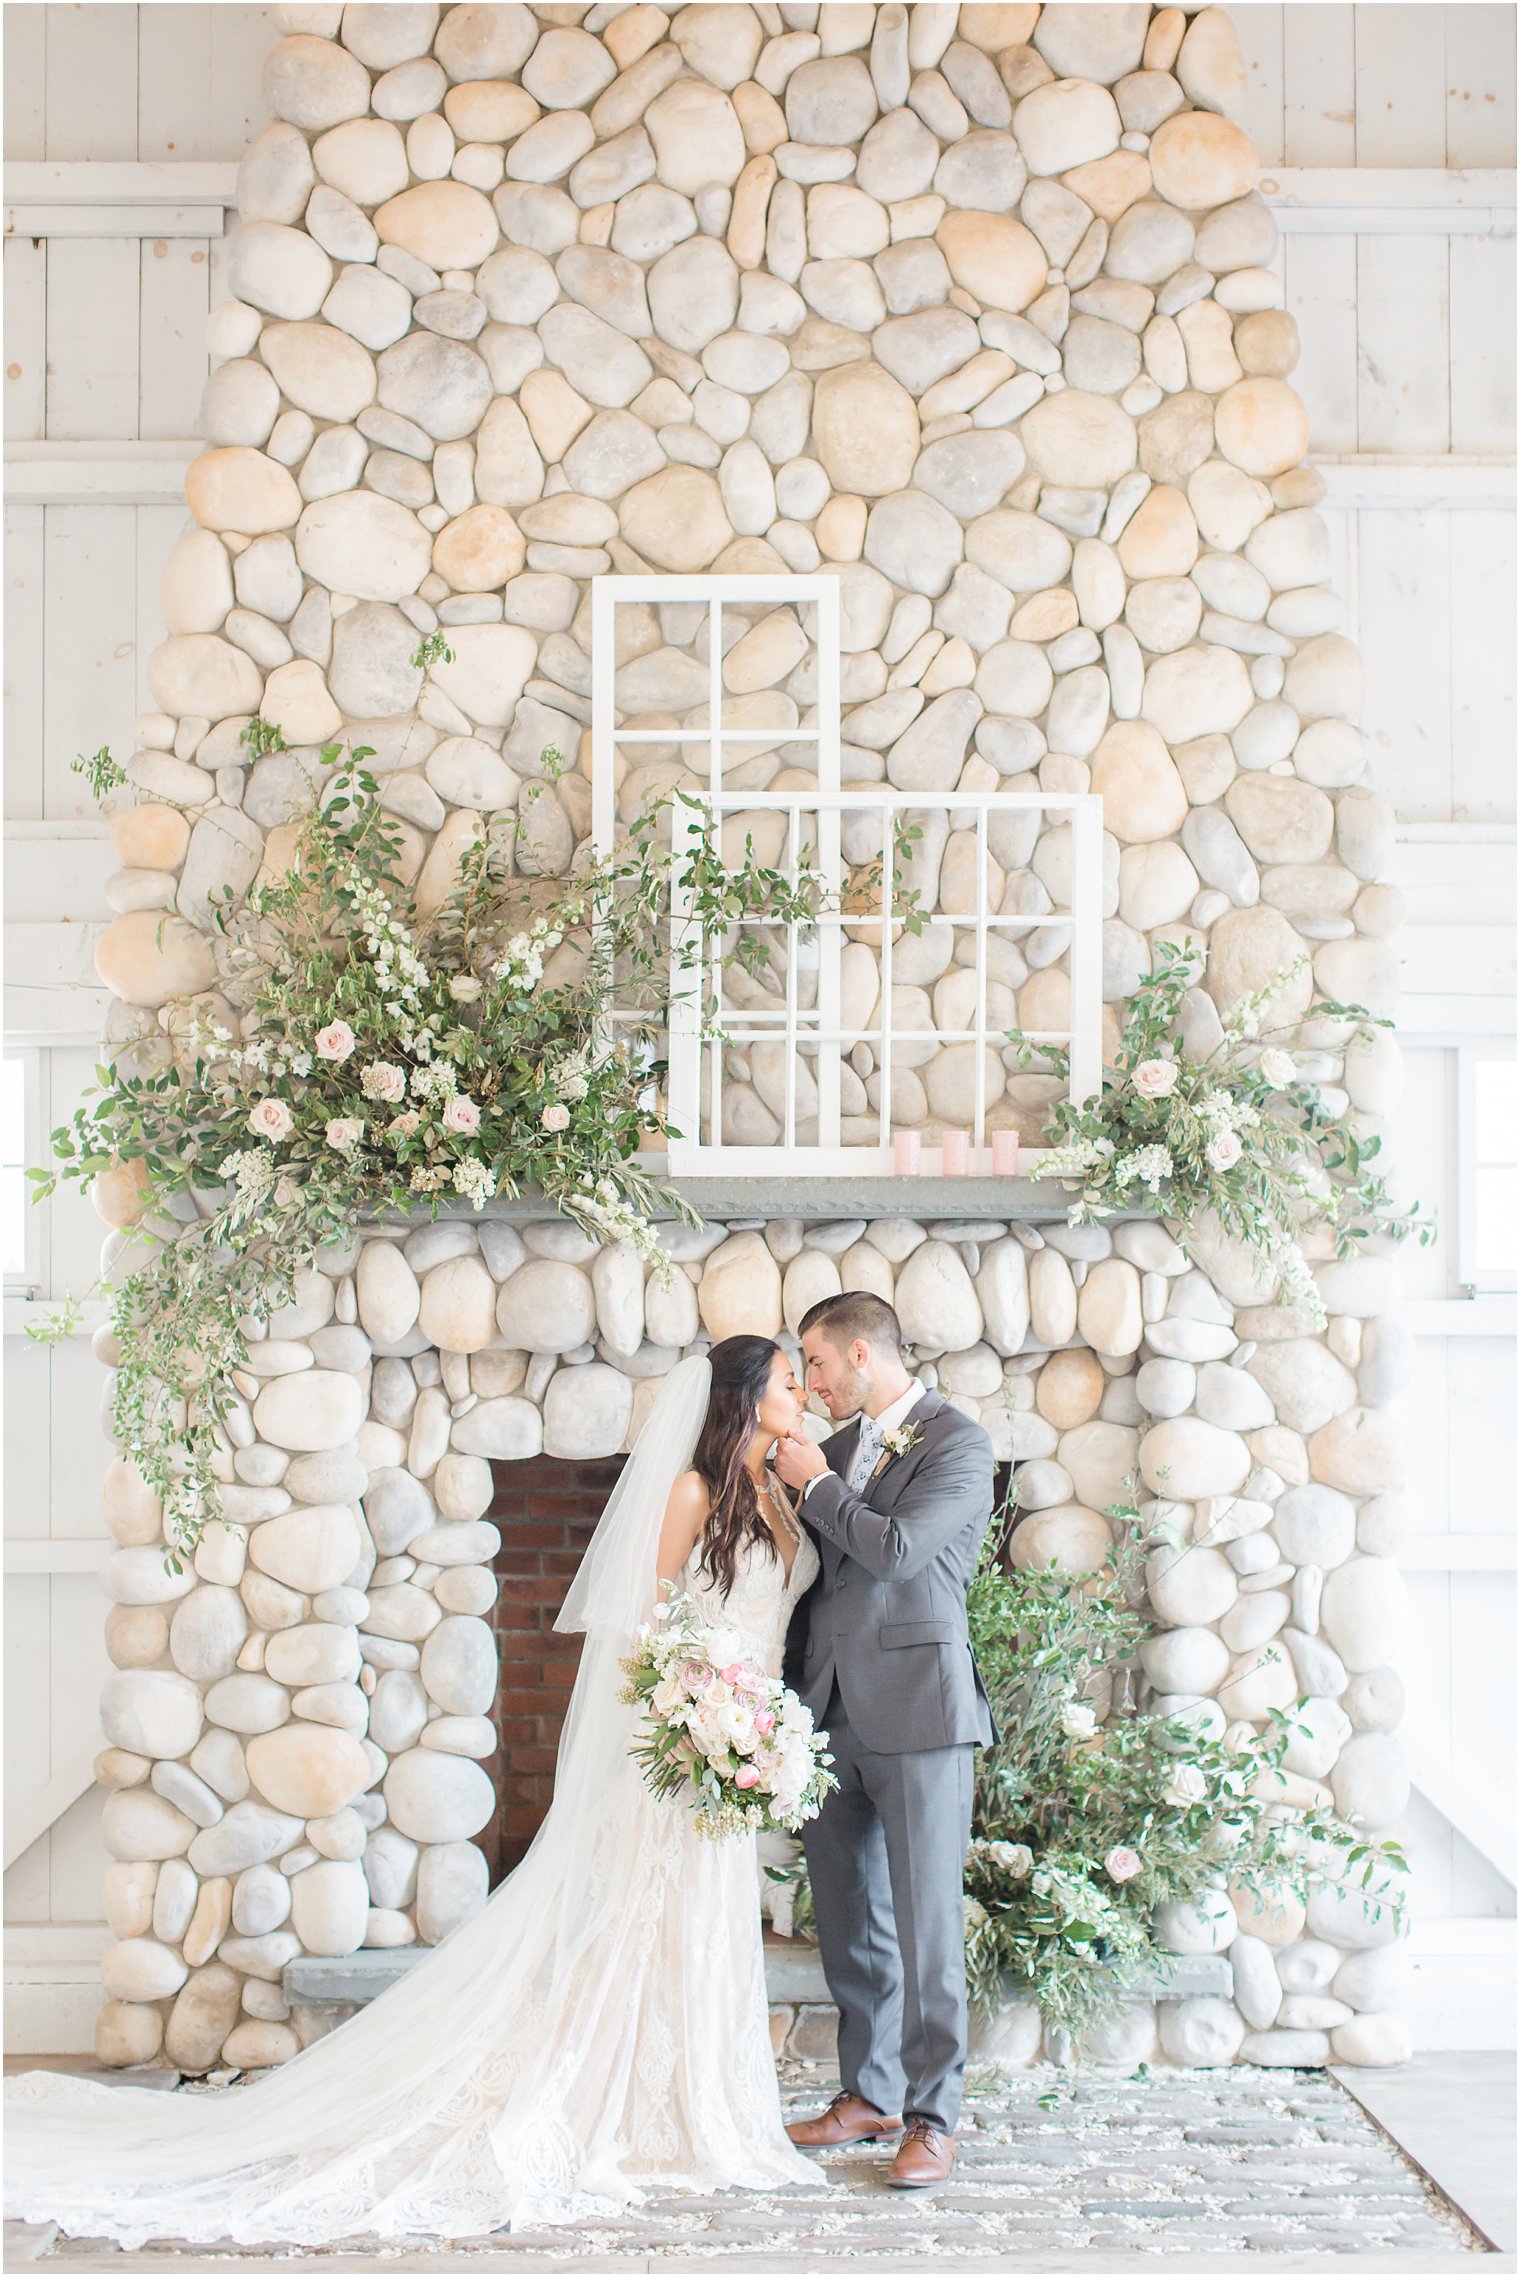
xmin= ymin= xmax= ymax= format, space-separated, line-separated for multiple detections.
xmin=480 ymin=1450 xmax=1022 ymax=1888
xmin=484 ymin=1454 xmax=627 ymax=1885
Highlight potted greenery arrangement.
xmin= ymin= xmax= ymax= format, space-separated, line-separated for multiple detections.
xmin=959 ymin=1488 xmax=1408 ymax=2053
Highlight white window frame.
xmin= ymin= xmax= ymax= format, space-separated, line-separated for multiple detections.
xmin=590 ymin=573 xmax=1104 ymax=1177
xmin=3 ymin=1043 xmax=45 ymax=1299
xmin=1456 ymin=1039 xmax=1517 ymax=1296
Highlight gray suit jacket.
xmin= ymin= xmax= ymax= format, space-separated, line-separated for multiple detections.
xmin=786 ymin=1390 xmax=998 ymax=1755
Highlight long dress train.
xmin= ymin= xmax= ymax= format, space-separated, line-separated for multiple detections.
xmin=5 ymin=1490 xmax=821 ymax=2246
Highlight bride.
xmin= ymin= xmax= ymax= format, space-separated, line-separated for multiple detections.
xmin=6 ymin=1336 xmax=824 ymax=2246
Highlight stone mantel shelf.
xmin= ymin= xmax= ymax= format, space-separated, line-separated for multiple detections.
xmin=375 ymin=1178 xmax=1139 ymax=1228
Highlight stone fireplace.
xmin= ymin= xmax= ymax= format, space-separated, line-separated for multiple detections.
xmin=98 ymin=1188 xmax=1409 ymax=2076
xmin=86 ymin=0 xmax=1412 ymax=2083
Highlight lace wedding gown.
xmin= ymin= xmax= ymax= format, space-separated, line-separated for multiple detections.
xmin=5 ymin=1503 xmax=820 ymax=2247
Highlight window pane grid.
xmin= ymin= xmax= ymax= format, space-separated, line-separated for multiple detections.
xmin=591 ymin=575 xmax=1102 ymax=1173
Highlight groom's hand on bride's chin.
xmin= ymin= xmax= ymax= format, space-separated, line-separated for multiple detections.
xmin=774 ymin=1429 xmax=826 ymax=1490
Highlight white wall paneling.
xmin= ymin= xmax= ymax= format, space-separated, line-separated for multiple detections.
xmin=3 ymin=5 xmax=277 ymax=166
xmin=1235 ymin=4 xmax=1518 ymax=170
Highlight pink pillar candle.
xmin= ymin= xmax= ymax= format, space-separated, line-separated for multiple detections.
xmin=991 ymin=1129 xmax=1021 ymax=1176
xmin=940 ymin=1129 xmax=970 ymax=1176
xmin=893 ymin=1129 xmax=921 ymax=1175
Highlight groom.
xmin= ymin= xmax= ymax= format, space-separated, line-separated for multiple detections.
xmin=774 ymin=1290 xmax=996 ymax=2189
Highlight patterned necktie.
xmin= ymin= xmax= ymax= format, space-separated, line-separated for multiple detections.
xmin=849 ymin=1416 xmax=883 ymax=1492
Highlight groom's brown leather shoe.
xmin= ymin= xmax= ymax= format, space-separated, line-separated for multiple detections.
xmin=887 ymin=2120 xmax=956 ymax=2187
xmin=786 ymin=2091 xmax=903 ymax=2148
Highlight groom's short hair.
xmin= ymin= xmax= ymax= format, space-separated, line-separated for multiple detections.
xmin=799 ymin=1289 xmax=904 ymax=1358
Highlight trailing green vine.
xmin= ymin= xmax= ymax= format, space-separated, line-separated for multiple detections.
xmin=31 ymin=743 xmax=832 ymax=1562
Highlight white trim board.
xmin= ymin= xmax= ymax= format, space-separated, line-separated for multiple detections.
xmin=3 ymin=443 xmax=196 ymax=506
xmin=2 ymin=1540 xmax=110 ymax=1575
xmin=4 ymin=160 xmax=1510 ymax=232
xmin=5 ymin=160 xmax=237 ymax=239
xmin=1260 ymin=166 xmax=1516 ymax=234
xmin=8 ymin=445 xmax=1509 ymax=511
xmin=1317 ymin=458 xmax=1515 ymax=510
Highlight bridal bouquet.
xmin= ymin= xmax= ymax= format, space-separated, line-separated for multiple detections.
xmin=621 ymin=1592 xmax=836 ymax=1840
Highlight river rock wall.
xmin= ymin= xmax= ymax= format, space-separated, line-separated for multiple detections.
xmin=88 ymin=0 xmax=1410 ymax=2074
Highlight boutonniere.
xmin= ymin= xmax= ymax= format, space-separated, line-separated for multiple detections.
xmin=871 ymin=1421 xmax=924 ymax=1478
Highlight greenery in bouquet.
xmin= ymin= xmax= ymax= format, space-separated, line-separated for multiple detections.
xmin=621 ymin=1589 xmax=837 ymax=1840
xmin=29 ymin=742 xmax=827 ymax=1561
xmin=1009 ymin=942 xmax=1433 ymax=1330
xmin=960 ymin=1491 xmax=1408 ymax=2048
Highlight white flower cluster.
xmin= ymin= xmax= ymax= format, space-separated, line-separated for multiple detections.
xmin=1113 ymin=1143 xmax=1174 ymax=1195
xmin=217 ymin=1148 xmax=276 ymax=1197
xmin=349 ymin=873 xmax=429 ymax=1012
xmin=452 ymin=1157 xmax=497 ymax=1209
xmin=572 ymin=1177 xmax=662 ymax=1260
xmin=1200 ymin=1089 xmax=1261 ymax=1135
xmin=548 ymin=1047 xmax=593 ymax=1105
xmin=969 ymin=1838 xmax=1034 ymax=1880
xmin=409 ymin=1060 xmax=459 ymax=1104
xmin=493 ymin=917 xmax=563 ymax=992
xmin=1274 ymin=1235 xmax=1328 ymax=1329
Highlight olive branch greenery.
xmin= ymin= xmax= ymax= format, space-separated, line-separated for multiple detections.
xmin=238 ymin=716 xmax=288 ymax=761
xmin=71 ymin=746 xmax=127 ymax=799
xmin=959 ymin=1478 xmax=1408 ymax=2046
xmin=1007 ymin=940 xmax=1433 ymax=1327
xmin=28 ymin=742 xmax=860 ymax=1562
xmin=408 ymin=629 xmax=456 ymax=672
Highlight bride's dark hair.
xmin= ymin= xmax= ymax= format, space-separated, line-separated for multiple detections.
xmin=691 ymin=1334 xmax=786 ymax=1598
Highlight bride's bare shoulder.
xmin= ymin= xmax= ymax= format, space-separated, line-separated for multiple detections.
xmin=666 ymin=1469 xmax=711 ymax=1519
xmin=656 ymin=1469 xmax=710 ymax=1575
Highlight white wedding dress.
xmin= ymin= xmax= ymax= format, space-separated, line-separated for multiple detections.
xmin=6 ymin=1360 xmax=822 ymax=2248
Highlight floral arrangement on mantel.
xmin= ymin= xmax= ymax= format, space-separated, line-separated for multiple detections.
xmin=1010 ymin=942 xmax=1433 ymax=1329
xmin=31 ymin=741 xmax=821 ymax=1560
xmin=963 ymin=1503 xmax=1407 ymax=2046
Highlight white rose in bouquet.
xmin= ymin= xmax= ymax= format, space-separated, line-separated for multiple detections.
xmin=717 ymin=1702 xmax=758 ymax=1752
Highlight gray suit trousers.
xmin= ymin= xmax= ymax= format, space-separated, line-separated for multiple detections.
xmin=802 ymin=1686 xmax=974 ymax=2136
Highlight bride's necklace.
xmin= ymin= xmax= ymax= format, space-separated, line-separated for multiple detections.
xmin=751 ymin=1469 xmax=797 ymax=1574
xmin=752 ymin=1472 xmax=785 ymax=1520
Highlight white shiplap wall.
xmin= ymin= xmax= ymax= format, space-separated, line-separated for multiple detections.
xmin=3 ymin=2 xmax=1515 ymax=2050
xmin=1231 ymin=3 xmax=1518 ymax=2046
